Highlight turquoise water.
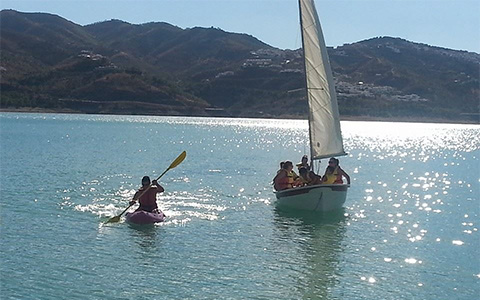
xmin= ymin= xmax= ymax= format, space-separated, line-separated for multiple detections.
xmin=1 ymin=113 xmax=479 ymax=300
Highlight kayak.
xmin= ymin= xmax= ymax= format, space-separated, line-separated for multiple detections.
xmin=125 ymin=210 xmax=165 ymax=225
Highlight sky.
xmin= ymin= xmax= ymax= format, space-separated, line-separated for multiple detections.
xmin=1 ymin=0 xmax=479 ymax=53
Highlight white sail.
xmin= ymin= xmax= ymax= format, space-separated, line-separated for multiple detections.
xmin=299 ymin=0 xmax=346 ymax=160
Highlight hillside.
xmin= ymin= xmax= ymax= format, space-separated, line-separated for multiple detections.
xmin=1 ymin=10 xmax=479 ymax=123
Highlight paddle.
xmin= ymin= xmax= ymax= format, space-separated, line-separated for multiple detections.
xmin=105 ymin=151 xmax=187 ymax=224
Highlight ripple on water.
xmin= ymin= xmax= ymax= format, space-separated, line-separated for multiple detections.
xmin=70 ymin=183 xmax=228 ymax=226
xmin=2 ymin=114 xmax=479 ymax=300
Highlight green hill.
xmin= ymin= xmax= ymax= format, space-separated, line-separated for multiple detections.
xmin=1 ymin=10 xmax=479 ymax=123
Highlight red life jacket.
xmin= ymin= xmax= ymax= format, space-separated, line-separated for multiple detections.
xmin=137 ymin=187 xmax=159 ymax=212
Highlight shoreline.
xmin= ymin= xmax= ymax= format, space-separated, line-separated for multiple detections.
xmin=1 ymin=107 xmax=478 ymax=125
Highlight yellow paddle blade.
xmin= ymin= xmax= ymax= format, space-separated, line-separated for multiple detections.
xmin=154 ymin=151 xmax=187 ymax=181
xmin=105 ymin=215 xmax=121 ymax=224
xmin=169 ymin=151 xmax=187 ymax=170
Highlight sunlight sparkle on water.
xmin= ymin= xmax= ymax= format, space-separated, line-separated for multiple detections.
xmin=360 ymin=276 xmax=377 ymax=283
xmin=405 ymin=258 xmax=422 ymax=264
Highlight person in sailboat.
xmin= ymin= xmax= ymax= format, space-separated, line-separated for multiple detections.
xmin=298 ymin=167 xmax=322 ymax=186
xmin=322 ymin=158 xmax=351 ymax=185
xmin=273 ymin=161 xmax=301 ymax=191
xmin=296 ymin=155 xmax=310 ymax=172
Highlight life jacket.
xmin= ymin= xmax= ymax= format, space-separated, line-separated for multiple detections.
xmin=274 ymin=169 xmax=290 ymax=191
xmin=287 ymin=171 xmax=299 ymax=188
xmin=137 ymin=186 xmax=159 ymax=212
xmin=324 ymin=167 xmax=343 ymax=184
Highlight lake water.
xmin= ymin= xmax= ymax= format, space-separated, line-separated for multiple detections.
xmin=1 ymin=113 xmax=479 ymax=300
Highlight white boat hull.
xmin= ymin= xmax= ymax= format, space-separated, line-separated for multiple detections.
xmin=275 ymin=184 xmax=348 ymax=212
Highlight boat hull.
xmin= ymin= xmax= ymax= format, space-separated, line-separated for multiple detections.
xmin=275 ymin=184 xmax=348 ymax=212
xmin=125 ymin=210 xmax=165 ymax=225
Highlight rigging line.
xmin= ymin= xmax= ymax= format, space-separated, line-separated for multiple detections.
xmin=311 ymin=106 xmax=335 ymax=115
xmin=308 ymin=62 xmax=327 ymax=71
xmin=307 ymin=97 xmax=333 ymax=114
xmin=302 ymin=22 xmax=316 ymax=31
xmin=305 ymin=61 xmax=327 ymax=72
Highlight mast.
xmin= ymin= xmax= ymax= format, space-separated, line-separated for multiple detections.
xmin=298 ymin=0 xmax=315 ymax=168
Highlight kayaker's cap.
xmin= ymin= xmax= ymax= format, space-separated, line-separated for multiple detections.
xmin=142 ymin=176 xmax=151 ymax=185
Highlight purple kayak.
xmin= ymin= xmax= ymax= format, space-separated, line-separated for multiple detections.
xmin=125 ymin=210 xmax=165 ymax=225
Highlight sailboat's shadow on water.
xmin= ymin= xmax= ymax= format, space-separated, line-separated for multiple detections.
xmin=272 ymin=207 xmax=348 ymax=299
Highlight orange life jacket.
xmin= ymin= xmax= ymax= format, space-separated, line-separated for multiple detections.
xmin=274 ymin=169 xmax=290 ymax=191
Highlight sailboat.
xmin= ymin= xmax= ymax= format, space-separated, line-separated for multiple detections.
xmin=275 ymin=0 xmax=349 ymax=212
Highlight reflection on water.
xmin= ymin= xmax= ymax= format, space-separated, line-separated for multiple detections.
xmin=274 ymin=207 xmax=347 ymax=225
xmin=127 ymin=224 xmax=161 ymax=251
xmin=273 ymin=208 xmax=347 ymax=299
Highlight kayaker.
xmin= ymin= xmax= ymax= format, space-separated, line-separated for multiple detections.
xmin=129 ymin=176 xmax=165 ymax=213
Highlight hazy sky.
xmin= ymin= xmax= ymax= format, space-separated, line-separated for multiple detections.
xmin=2 ymin=0 xmax=479 ymax=53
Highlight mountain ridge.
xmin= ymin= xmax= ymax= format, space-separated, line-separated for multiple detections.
xmin=1 ymin=10 xmax=478 ymax=123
